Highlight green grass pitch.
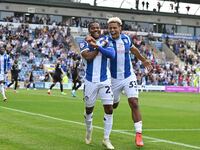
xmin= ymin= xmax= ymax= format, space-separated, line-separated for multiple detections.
xmin=0 ymin=89 xmax=200 ymax=150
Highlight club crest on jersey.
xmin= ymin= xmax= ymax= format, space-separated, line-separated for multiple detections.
xmin=123 ymin=39 xmax=128 ymax=44
xmin=79 ymin=42 xmax=85 ymax=49
xmin=108 ymin=42 xmax=113 ymax=47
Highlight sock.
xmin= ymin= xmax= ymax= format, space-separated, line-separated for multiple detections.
xmin=50 ymin=83 xmax=55 ymax=90
xmin=14 ymin=81 xmax=18 ymax=90
xmin=84 ymin=112 xmax=93 ymax=132
xmin=8 ymin=81 xmax=13 ymax=88
xmin=134 ymin=121 xmax=142 ymax=133
xmin=104 ymin=114 xmax=113 ymax=139
xmin=75 ymin=81 xmax=82 ymax=90
xmin=1 ymin=83 xmax=6 ymax=99
xmin=60 ymin=83 xmax=63 ymax=92
xmin=27 ymin=83 xmax=30 ymax=88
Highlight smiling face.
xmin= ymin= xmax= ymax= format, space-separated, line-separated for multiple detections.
xmin=88 ymin=22 xmax=101 ymax=39
xmin=108 ymin=22 xmax=121 ymax=39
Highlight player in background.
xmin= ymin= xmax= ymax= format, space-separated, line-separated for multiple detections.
xmin=7 ymin=59 xmax=20 ymax=93
xmin=26 ymin=68 xmax=36 ymax=90
xmin=80 ymin=21 xmax=115 ymax=149
xmin=71 ymin=54 xmax=82 ymax=97
xmin=48 ymin=59 xmax=66 ymax=95
xmin=107 ymin=17 xmax=152 ymax=147
xmin=0 ymin=47 xmax=11 ymax=101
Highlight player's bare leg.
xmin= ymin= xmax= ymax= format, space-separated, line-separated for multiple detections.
xmin=128 ymin=97 xmax=144 ymax=147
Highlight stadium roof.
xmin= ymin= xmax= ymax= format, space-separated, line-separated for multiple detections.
xmin=0 ymin=0 xmax=91 ymax=8
xmin=1 ymin=0 xmax=200 ymax=19
xmin=159 ymin=0 xmax=200 ymax=4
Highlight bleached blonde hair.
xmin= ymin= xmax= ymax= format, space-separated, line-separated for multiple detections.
xmin=107 ymin=17 xmax=122 ymax=26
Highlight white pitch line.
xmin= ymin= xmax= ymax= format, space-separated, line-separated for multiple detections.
xmin=111 ymin=130 xmax=200 ymax=149
xmin=11 ymin=91 xmax=84 ymax=101
xmin=1 ymin=106 xmax=200 ymax=150
xmin=144 ymin=140 xmax=164 ymax=143
xmin=115 ymin=129 xmax=200 ymax=132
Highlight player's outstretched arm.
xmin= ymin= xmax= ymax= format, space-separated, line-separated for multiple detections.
xmin=130 ymin=46 xmax=153 ymax=72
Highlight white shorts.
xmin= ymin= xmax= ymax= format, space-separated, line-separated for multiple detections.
xmin=84 ymin=79 xmax=114 ymax=108
xmin=111 ymin=75 xmax=138 ymax=104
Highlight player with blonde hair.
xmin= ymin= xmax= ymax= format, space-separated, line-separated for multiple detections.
xmin=107 ymin=17 xmax=152 ymax=147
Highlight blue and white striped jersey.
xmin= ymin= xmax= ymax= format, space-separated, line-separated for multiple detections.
xmin=79 ymin=36 xmax=111 ymax=83
xmin=0 ymin=53 xmax=11 ymax=74
xmin=109 ymin=33 xmax=134 ymax=79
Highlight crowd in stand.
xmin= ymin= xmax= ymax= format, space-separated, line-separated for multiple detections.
xmin=0 ymin=23 xmax=80 ymax=83
xmin=0 ymin=17 xmax=200 ymax=87
xmin=135 ymin=61 xmax=198 ymax=87
xmin=131 ymin=34 xmax=200 ymax=87
xmin=166 ymin=39 xmax=200 ymax=65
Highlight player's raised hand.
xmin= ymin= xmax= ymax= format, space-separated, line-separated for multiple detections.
xmin=88 ymin=40 xmax=99 ymax=49
xmin=85 ymin=35 xmax=96 ymax=43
